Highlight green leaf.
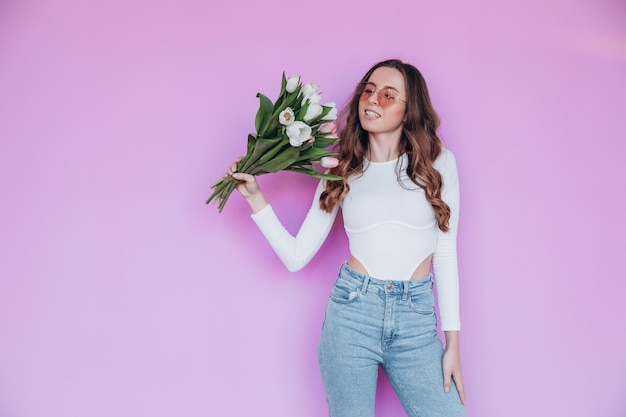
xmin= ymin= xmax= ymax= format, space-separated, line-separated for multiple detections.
xmin=287 ymin=167 xmax=343 ymax=180
xmin=280 ymin=72 xmax=286 ymax=95
xmin=274 ymin=72 xmax=288 ymax=110
xmin=319 ymin=105 xmax=333 ymax=119
xmin=296 ymin=101 xmax=310 ymax=120
xmin=240 ymin=136 xmax=284 ymax=172
xmin=255 ymin=137 xmax=291 ymax=166
xmin=297 ymin=147 xmax=331 ymax=162
xmin=311 ymin=136 xmax=339 ymax=149
xmin=284 ymin=84 xmax=302 ymax=108
xmin=246 ymin=134 xmax=256 ymax=157
xmin=255 ymin=93 xmax=274 ymax=135
xmin=251 ymin=144 xmax=300 ymax=174
xmin=309 ymin=172 xmax=343 ymax=181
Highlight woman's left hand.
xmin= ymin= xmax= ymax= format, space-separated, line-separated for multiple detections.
xmin=442 ymin=332 xmax=465 ymax=405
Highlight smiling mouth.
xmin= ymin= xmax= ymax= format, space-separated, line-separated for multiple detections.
xmin=364 ymin=109 xmax=381 ymax=118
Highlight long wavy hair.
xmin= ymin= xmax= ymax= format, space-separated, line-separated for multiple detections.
xmin=319 ymin=59 xmax=451 ymax=232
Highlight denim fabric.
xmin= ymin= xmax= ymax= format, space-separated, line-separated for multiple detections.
xmin=318 ymin=263 xmax=466 ymax=417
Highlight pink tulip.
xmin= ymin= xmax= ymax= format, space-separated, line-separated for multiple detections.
xmin=319 ymin=122 xmax=336 ymax=134
xmin=320 ymin=157 xmax=339 ymax=168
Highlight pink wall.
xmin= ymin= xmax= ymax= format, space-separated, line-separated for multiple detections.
xmin=1 ymin=0 xmax=625 ymax=416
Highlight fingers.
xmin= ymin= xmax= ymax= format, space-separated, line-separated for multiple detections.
xmin=232 ymin=172 xmax=255 ymax=183
xmin=220 ymin=157 xmax=261 ymax=199
xmin=454 ymin=374 xmax=466 ymax=405
xmin=443 ymin=370 xmax=452 ymax=394
xmin=227 ymin=161 xmax=238 ymax=175
xmin=222 ymin=157 xmax=244 ymax=178
xmin=443 ymin=367 xmax=466 ymax=405
xmin=441 ymin=345 xmax=464 ymax=404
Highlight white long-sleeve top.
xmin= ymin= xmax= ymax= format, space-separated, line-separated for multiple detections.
xmin=251 ymin=148 xmax=461 ymax=330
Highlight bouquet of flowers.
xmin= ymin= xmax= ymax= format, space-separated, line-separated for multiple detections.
xmin=206 ymin=73 xmax=342 ymax=212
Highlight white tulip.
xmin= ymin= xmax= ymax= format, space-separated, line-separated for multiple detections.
xmin=304 ymin=103 xmax=323 ymax=122
xmin=302 ymin=92 xmax=321 ymax=107
xmin=279 ymin=107 xmax=295 ymax=126
xmin=300 ymin=82 xmax=318 ymax=99
xmin=286 ymin=121 xmax=312 ymax=147
xmin=286 ymin=76 xmax=299 ymax=93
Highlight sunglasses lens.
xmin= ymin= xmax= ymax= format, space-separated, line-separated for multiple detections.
xmin=358 ymin=84 xmax=400 ymax=108
xmin=359 ymin=84 xmax=375 ymax=101
xmin=379 ymin=89 xmax=398 ymax=108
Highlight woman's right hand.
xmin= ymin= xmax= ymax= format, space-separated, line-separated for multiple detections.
xmin=224 ymin=158 xmax=268 ymax=213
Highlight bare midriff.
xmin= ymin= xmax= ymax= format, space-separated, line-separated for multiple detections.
xmin=347 ymin=254 xmax=433 ymax=281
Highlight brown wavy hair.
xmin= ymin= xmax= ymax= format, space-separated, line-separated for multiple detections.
xmin=319 ymin=59 xmax=451 ymax=232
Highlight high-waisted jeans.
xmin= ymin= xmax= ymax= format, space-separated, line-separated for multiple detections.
xmin=317 ymin=263 xmax=466 ymax=417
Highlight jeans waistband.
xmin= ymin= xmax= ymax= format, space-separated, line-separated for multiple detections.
xmin=339 ymin=262 xmax=432 ymax=299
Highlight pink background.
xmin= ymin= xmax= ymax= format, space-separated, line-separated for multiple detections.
xmin=1 ymin=0 xmax=625 ymax=416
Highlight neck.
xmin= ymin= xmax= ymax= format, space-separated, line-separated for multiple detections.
xmin=367 ymin=131 xmax=402 ymax=162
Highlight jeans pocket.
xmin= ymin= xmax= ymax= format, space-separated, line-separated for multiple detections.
xmin=407 ymin=289 xmax=435 ymax=315
xmin=329 ymin=278 xmax=361 ymax=304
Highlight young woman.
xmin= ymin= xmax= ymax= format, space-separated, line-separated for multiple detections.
xmin=227 ymin=59 xmax=466 ymax=417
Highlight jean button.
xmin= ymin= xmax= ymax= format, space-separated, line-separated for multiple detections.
xmin=386 ymin=282 xmax=393 ymax=290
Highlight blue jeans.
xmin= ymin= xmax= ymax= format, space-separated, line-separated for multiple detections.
xmin=318 ymin=263 xmax=466 ymax=417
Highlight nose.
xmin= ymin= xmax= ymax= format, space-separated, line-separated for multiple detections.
xmin=367 ymin=89 xmax=379 ymax=105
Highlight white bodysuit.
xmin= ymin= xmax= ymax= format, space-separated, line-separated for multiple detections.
xmin=251 ymin=148 xmax=461 ymax=330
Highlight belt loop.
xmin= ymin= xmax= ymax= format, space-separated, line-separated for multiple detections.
xmin=361 ymin=274 xmax=370 ymax=295
xmin=402 ymin=281 xmax=409 ymax=301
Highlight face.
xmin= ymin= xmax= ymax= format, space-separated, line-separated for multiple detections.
xmin=357 ymin=66 xmax=407 ymax=137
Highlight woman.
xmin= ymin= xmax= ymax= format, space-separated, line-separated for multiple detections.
xmin=227 ymin=59 xmax=466 ymax=417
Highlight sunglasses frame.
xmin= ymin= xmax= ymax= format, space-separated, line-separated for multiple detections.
xmin=357 ymin=82 xmax=407 ymax=108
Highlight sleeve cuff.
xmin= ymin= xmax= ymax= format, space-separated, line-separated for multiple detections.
xmin=250 ymin=204 xmax=273 ymax=222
